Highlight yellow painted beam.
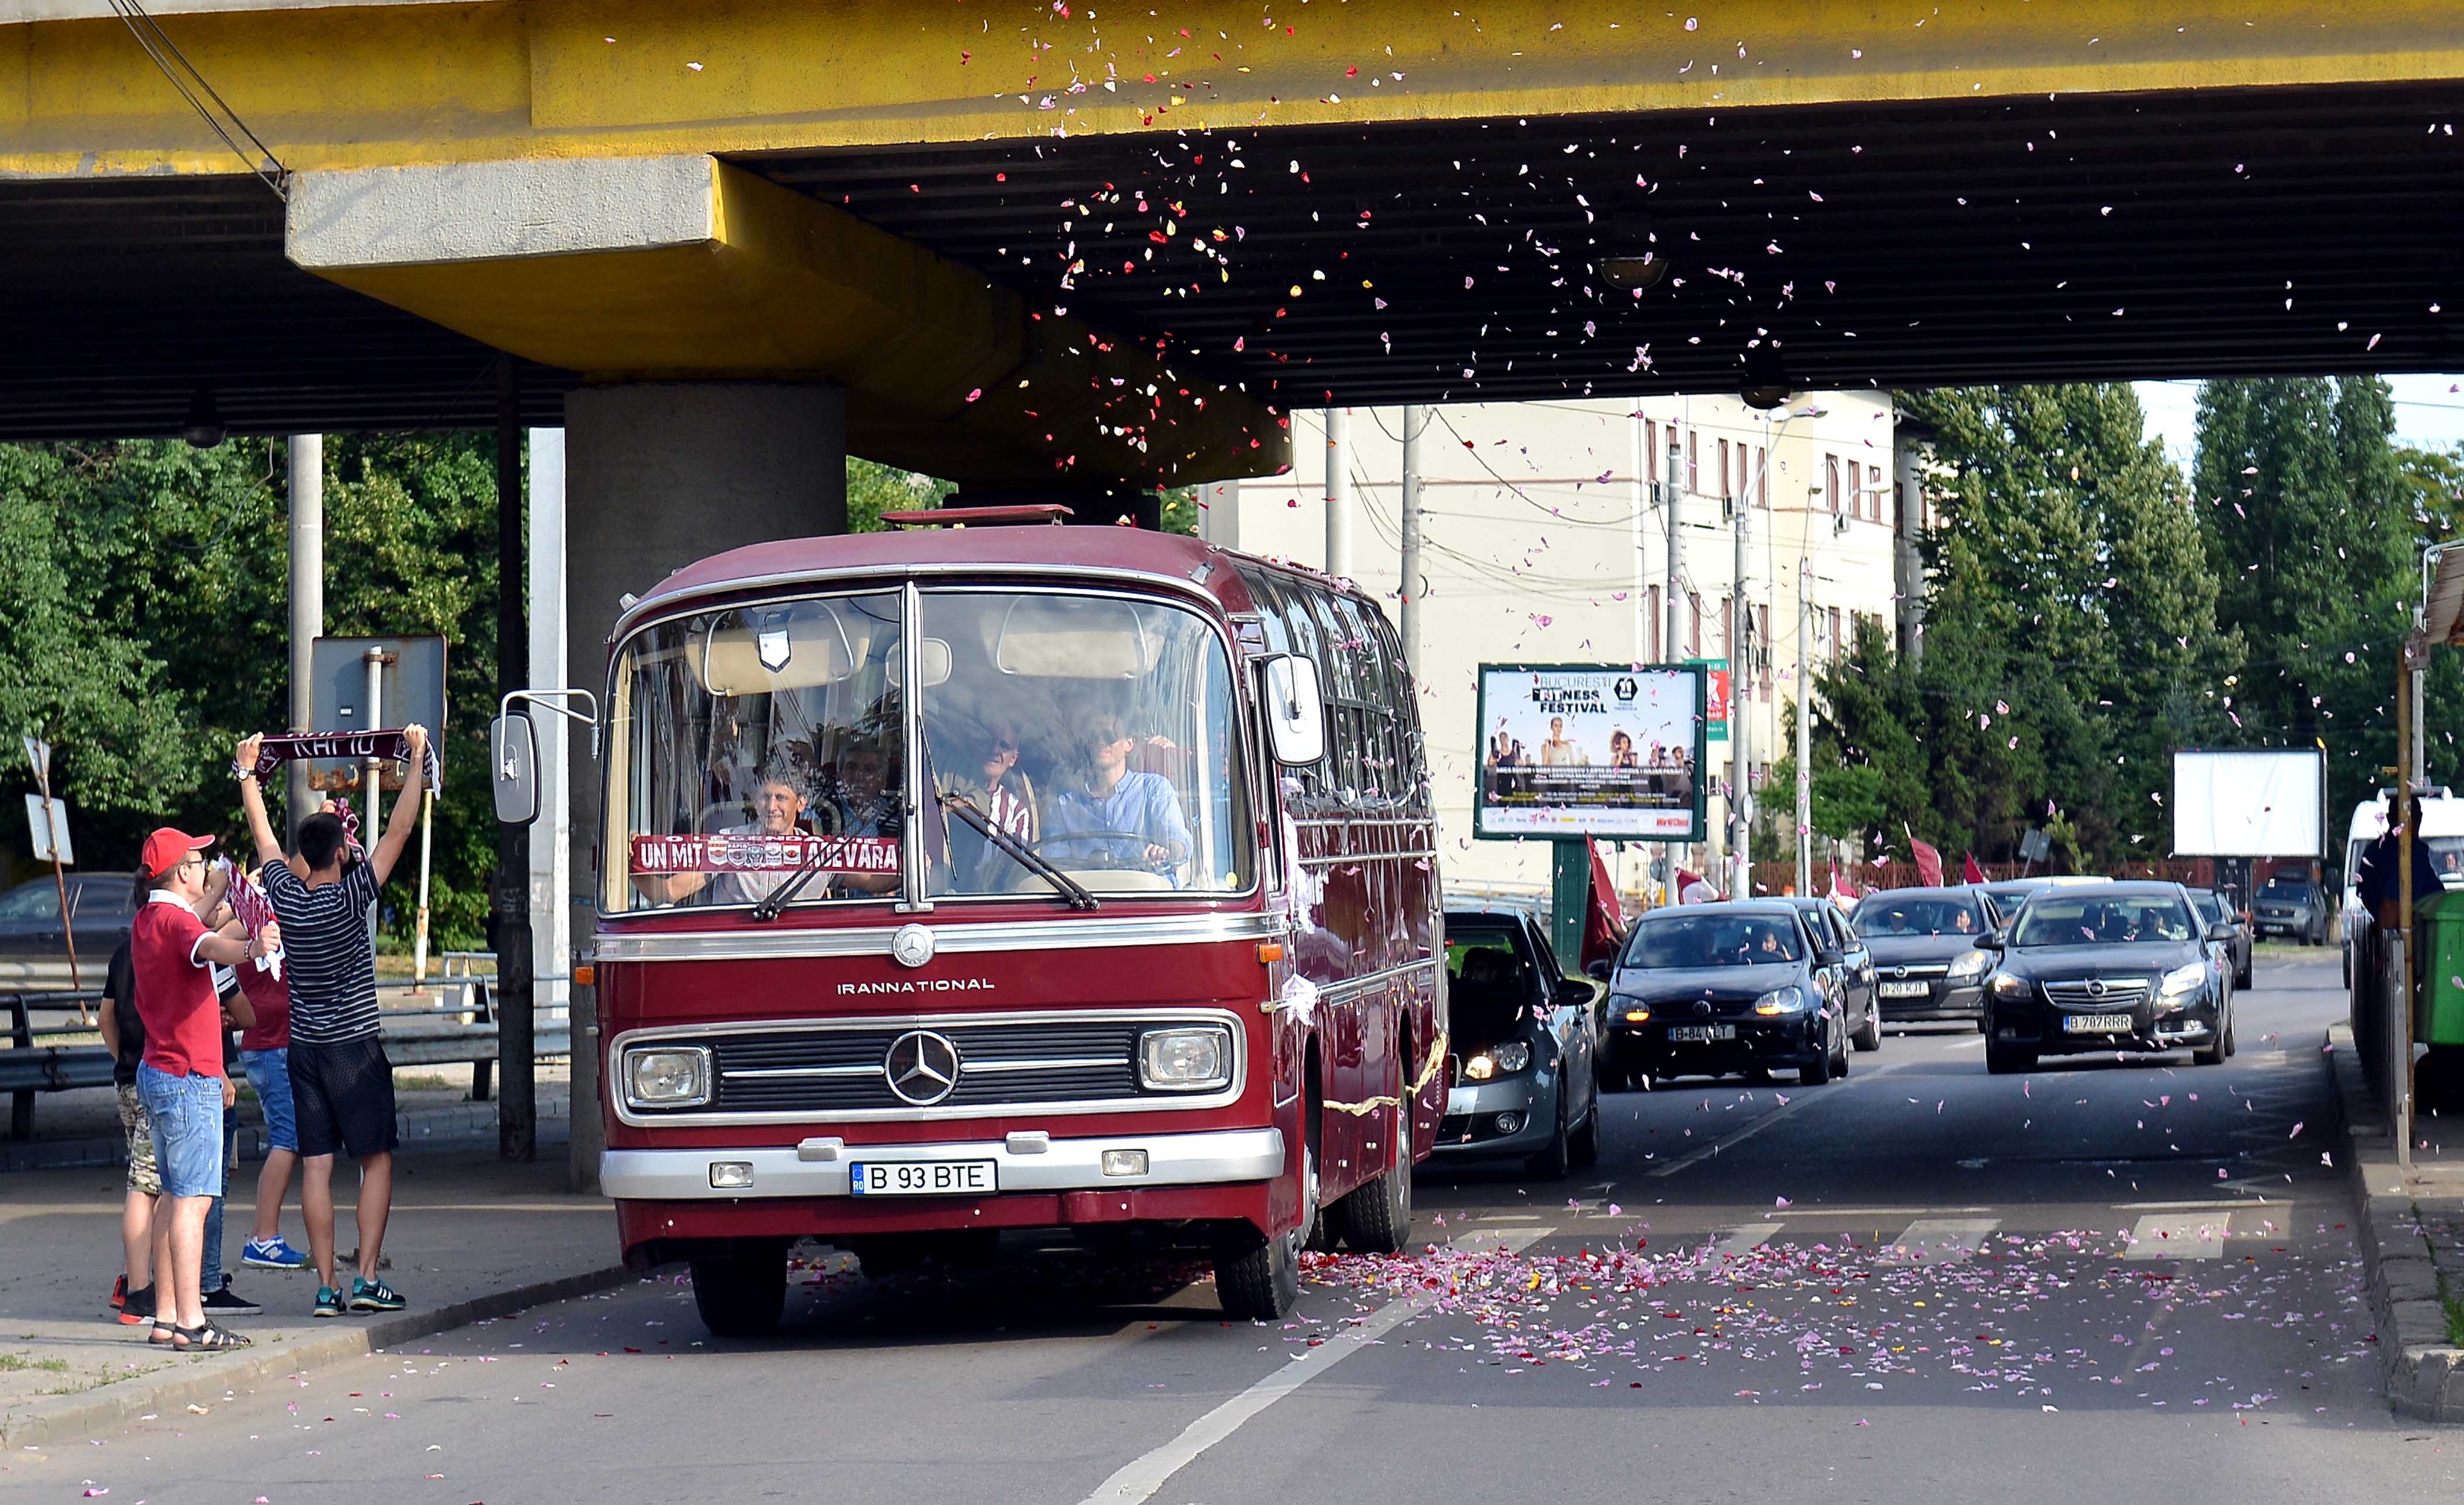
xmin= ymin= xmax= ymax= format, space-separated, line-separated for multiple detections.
xmin=3 ymin=0 xmax=2463 ymax=177
xmin=301 ymin=157 xmax=1283 ymax=485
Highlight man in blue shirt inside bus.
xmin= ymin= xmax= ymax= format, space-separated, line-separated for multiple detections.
xmin=1046 ymin=713 xmax=1193 ymax=880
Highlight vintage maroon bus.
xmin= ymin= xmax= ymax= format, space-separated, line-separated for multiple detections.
xmin=555 ymin=521 xmax=1444 ymax=1333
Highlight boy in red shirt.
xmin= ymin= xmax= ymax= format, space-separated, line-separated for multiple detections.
xmin=132 ymin=827 xmax=268 ymax=1351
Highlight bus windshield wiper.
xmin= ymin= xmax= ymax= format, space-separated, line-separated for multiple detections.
xmin=939 ymin=792 xmax=1099 ymax=911
xmin=750 ymin=847 xmax=832 ymax=921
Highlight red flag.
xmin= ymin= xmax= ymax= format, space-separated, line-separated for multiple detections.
xmin=1675 ymin=866 xmax=1708 ymax=903
xmin=1582 ymin=836 xmax=1625 ymax=972
xmin=1828 ymin=864 xmax=1857 ymax=902
xmin=1961 ymin=852 xmax=1987 ymax=885
xmin=1911 ymin=836 xmax=1944 ymax=887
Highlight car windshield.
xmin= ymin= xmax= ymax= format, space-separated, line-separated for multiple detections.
xmin=1446 ymin=926 xmax=1535 ymax=1042
xmin=2010 ymin=893 xmax=2196 ymax=947
xmin=2260 ymin=879 xmax=2311 ymax=899
xmin=1852 ymin=895 xmax=1985 ymax=936
xmin=607 ymin=586 xmax=1254 ymax=913
xmin=1623 ymin=914 xmax=1804 ymax=968
xmin=0 ymin=883 xmax=59 ymax=921
xmin=2187 ymin=892 xmax=2227 ymax=926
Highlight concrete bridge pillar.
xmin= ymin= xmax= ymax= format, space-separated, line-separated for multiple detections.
xmin=561 ymin=381 xmax=848 ymax=1191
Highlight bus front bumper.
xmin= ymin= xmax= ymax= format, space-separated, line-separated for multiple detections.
xmin=601 ymin=1127 xmax=1284 ymax=1201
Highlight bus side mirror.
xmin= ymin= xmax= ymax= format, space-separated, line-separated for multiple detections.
xmin=1261 ymin=655 xmax=1327 ymax=766
xmin=490 ymin=713 xmax=539 ymax=826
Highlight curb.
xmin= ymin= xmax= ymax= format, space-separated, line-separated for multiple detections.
xmin=2321 ymin=1020 xmax=2464 ymax=1423
xmin=0 ymin=1262 xmax=636 ymax=1451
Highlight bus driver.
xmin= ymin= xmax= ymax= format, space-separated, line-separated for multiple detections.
xmin=1044 ymin=713 xmax=1193 ymax=879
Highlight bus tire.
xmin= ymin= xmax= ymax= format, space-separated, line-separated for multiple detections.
xmin=690 ymin=1241 xmax=788 ymax=1339
xmin=1339 ymin=1105 xmax=1413 ymax=1254
xmin=1214 ymin=1219 xmax=1301 ymax=1319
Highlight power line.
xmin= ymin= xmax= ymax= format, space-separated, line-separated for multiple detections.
xmin=105 ymin=0 xmax=287 ymax=199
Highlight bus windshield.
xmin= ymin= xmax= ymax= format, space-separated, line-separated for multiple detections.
xmin=608 ymin=585 xmax=1253 ymax=913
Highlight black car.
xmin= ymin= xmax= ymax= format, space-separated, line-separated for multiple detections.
xmin=1980 ymin=881 xmax=2237 ymax=1074
xmin=1849 ymin=886 xmax=1999 ymax=1027
xmin=0 ymin=871 xmax=137 ymax=967
xmin=2252 ymin=874 xmax=2329 ymax=946
xmin=1977 ymin=877 xmax=2057 ymax=925
xmin=2184 ymin=886 xmax=2252 ymax=990
xmin=1602 ymin=902 xmax=1853 ymax=1086
xmin=1437 ymin=909 xmax=1604 ymax=1177
xmin=1785 ymin=896 xmax=1882 ymax=1052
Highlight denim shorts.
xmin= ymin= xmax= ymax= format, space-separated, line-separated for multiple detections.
xmin=241 ymin=1048 xmax=298 ymax=1153
xmin=136 ymin=1064 xmax=226 ymax=1200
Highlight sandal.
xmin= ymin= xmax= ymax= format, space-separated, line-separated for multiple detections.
xmin=170 ymin=1321 xmax=251 ymax=1352
xmin=149 ymin=1321 xmax=176 ymax=1346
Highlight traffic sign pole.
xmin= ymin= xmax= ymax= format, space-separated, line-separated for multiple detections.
xmin=24 ymin=738 xmax=83 ymax=1010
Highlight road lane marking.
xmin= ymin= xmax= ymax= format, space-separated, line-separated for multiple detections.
xmin=1710 ymin=1223 xmax=1781 ymax=1259
xmin=1080 ymin=1229 xmax=1545 ymax=1505
xmin=1878 ymin=1218 xmax=2000 ymax=1266
xmin=1646 ymin=1095 xmax=1810 ymax=1178
xmin=2123 ymin=1212 xmax=2231 ymax=1260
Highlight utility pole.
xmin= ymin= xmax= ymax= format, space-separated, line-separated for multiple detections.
xmin=1664 ymin=427 xmax=1686 ymax=904
xmin=1324 ymin=408 xmax=1352 ymax=581
xmin=1399 ymin=406 xmax=1427 ymax=669
xmin=287 ymin=435 xmax=323 ymax=844
xmin=1630 ymin=410 xmax=1647 ymax=666
xmin=1795 ymin=557 xmax=1814 ymax=895
xmin=494 ymin=354 xmax=535 ymax=1163
xmin=1730 ymin=483 xmax=1753 ymax=898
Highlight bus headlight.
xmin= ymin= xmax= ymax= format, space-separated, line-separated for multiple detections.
xmin=1139 ymin=1026 xmax=1232 ymax=1091
xmin=624 ymin=1046 xmax=712 ymax=1109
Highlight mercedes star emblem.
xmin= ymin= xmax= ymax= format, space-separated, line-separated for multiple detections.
xmin=884 ymin=1030 xmax=962 ymax=1105
xmin=890 ymin=923 xmax=936 ymax=970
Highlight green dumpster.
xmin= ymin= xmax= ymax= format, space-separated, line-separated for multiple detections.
xmin=2418 ymin=890 xmax=2464 ymax=1048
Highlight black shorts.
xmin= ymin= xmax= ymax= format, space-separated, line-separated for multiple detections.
xmin=288 ymin=1037 xmax=400 ymax=1161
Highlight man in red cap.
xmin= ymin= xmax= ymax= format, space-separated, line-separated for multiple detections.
xmin=132 ymin=826 xmax=268 ymax=1351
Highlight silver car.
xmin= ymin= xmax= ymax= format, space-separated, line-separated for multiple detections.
xmin=1435 ymin=908 xmax=1603 ymax=1179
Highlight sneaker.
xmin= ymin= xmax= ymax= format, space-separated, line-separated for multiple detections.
xmin=202 ymin=1282 xmax=262 ymax=1316
xmin=312 ymin=1285 xmax=345 ymax=1319
xmin=118 ymin=1283 xmax=154 ymax=1326
xmin=348 ymin=1276 xmax=405 ymax=1313
xmin=243 ymin=1236 xmax=309 ymax=1270
xmin=109 ymin=1273 xmax=127 ymax=1309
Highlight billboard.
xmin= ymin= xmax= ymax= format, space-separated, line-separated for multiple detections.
xmin=1475 ymin=663 xmax=1707 ymax=841
xmin=2171 ymin=748 xmax=2325 ymax=857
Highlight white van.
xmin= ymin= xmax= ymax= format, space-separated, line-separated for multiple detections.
xmin=2341 ymin=789 xmax=2464 ymax=983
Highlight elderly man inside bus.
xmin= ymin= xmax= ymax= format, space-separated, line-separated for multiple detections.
xmin=1043 ymin=713 xmax=1193 ymax=880
xmin=630 ymin=755 xmax=817 ymax=908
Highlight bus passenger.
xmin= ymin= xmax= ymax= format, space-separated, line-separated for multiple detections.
xmin=1045 ymin=714 xmax=1193 ymax=877
xmin=632 ymin=758 xmax=814 ymax=908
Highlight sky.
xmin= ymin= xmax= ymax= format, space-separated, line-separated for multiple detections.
xmin=2134 ymin=374 xmax=2464 ymax=472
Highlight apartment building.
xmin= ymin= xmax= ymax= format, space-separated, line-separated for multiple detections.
xmin=1206 ymin=393 xmax=1914 ymax=903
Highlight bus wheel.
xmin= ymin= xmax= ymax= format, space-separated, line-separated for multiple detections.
xmin=1214 ymin=1219 xmax=1301 ymax=1319
xmin=1339 ymin=1106 xmax=1413 ymax=1254
xmin=690 ymin=1241 xmax=788 ymax=1338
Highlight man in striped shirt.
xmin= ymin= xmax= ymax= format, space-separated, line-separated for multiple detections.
xmin=234 ymin=725 xmax=428 ymax=1319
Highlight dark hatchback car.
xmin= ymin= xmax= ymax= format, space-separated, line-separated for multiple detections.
xmin=1436 ymin=909 xmax=1603 ymax=1178
xmin=1784 ymin=896 xmax=1882 ymax=1052
xmin=1602 ymin=903 xmax=1853 ymax=1087
xmin=1849 ymin=887 xmax=1999 ymax=1027
xmin=1980 ymin=881 xmax=2237 ymax=1074
xmin=2252 ymin=874 xmax=2329 ymax=945
xmin=0 ymin=872 xmax=137 ymax=964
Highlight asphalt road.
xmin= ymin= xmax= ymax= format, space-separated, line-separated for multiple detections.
xmin=13 ymin=955 xmax=2464 ymax=1504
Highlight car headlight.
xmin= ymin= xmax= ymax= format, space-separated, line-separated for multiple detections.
xmin=2159 ymin=963 xmax=2207 ymax=1000
xmin=1753 ymin=987 xmax=1810 ymax=1015
xmin=1948 ymin=948 xmax=1992 ymax=981
xmin=623 ymin=1046 xmax=712 ymax=1109
xmin=1139 ymin=1026 xmax=1233 ymax=1091
xmin=1461 ymin=1040 xmax=1533 ymax=1081
xmin=1991 ymin=973 xmax=2029 ymax=999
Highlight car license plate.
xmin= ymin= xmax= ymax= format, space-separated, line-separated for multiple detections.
xmin=2063 ymin=1013 xmax=2134 ymax=1035
xmin=848 ymin=1161 xmax=998 ymax=1197
xmin=1666 ymin=1024 xmax=1737 ymax=1043
xmin=1879 ymin=980 xmax=1932 ymax=998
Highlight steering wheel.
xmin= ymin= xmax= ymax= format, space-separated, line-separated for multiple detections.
xmin=1032 ymin=830 xmax=1176 ymax=873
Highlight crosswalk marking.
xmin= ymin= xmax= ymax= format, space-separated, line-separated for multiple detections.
xmin=1710 ymin=1223 xmax=1782 ymax=1259
xmin=1879 ymin=1218 xmax=2000 ymax=1266
xmin=2122 ymin=1211 xmax=2233 ymax=1260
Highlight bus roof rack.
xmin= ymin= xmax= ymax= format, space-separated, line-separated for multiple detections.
xmin=882 ymin=504 xmax=1074 ymax=528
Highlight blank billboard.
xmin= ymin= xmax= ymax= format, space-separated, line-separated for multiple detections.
xmin=2171 ymin=749 xmax=2325 ymax=857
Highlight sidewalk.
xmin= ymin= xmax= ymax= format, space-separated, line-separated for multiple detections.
xmin=0 ymin=1147 xmax=625 ymax=1449
xmin=2324 ymin=1018 xmax=2464 ymax=1422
